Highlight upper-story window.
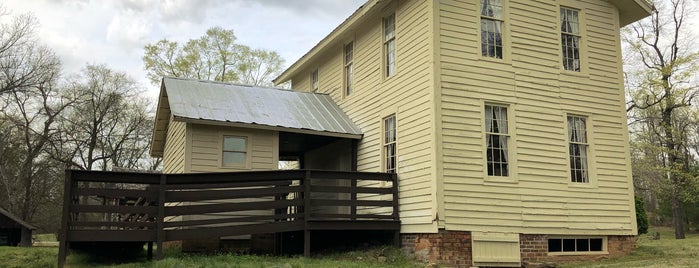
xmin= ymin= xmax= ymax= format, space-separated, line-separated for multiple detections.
xmin=222 ymin=135 xmax=247 ymax=167
xmin=485 ymin=105 xmax=509 ymax=176
xmin=310 ymin=68 xmax=318 ymax=92
xmin=480 ymin=0 xmax=504 ymax=59
xmin=344 ymin=41 xmax=354 ymax=96
xmin=561 ymin=7 xmax=581 ymax=71
xmin=567 ymin=115 xmax=588 ymax=183
xmin=383 ymin=114 xmax=397 ymax=173
xmin=384 ymin=13 xmax=396 ymax=77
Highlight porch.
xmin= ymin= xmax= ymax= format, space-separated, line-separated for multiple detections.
xmin=57 ymin=169 xmax=399 ymax=267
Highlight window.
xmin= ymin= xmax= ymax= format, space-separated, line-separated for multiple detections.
xmin=568 ymin=115 xmax=588 ymax=183
xmin=561 ymin=7 xmax=581 ymax=71
xmin=480 ymin=0 xmax=504 ymax=59
xmin=222 ymin=135 xmax=247 ymax=167
xmin=344 ymin=41 xmax=354 ymax=96
xmin=310 ymin=68 xmax=318 ymax=92
xmin=548 ymin=238 xmax=604 ymax=253
xmin=383 ymin=114 xmax=397 ymax=173
xmin=485 ymin=105 xmax=509 ymax=176
xmin=384 ymin=13 xmax=396 ymax=77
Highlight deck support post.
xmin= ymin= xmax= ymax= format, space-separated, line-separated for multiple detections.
xmin=156 ymin=174 xmax=166 ymax=260
xmin=147 ymin=242 xmax=153 ymax=260
xmin=58 ymin=170 xmax=73 ymax=268
xmin=303 ymin=171 xmax=312 ymax=257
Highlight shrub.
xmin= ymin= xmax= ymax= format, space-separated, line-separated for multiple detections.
xmin=636 ymin=196 xmax=649 ymax=235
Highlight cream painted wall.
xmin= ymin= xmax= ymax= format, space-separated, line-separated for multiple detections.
xmin=438 ymin=0 xmax=636 ymax=235
xmin=290 ymin=0 xmax=437 ymax=233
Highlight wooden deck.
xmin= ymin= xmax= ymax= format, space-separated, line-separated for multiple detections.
xmin=57 ymin=169 xmax=399 ymax=267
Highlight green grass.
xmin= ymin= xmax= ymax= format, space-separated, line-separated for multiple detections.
xmin=0 ymin=245 xmax=421 ymax=268
xmin=560 ymin=227 xmax=699 ymax=268
xmin=3 ymin=228 xmax=698 ymax=268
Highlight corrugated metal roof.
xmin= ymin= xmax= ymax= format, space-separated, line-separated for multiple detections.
xmin=163 ymin=77 xmax=362 ymax=137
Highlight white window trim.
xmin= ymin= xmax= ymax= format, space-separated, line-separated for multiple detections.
xmin=382 ymin=114 xmax=397 ymax=174
xmin=482 ymin=102 xmax=517 ymax=183
xmin=558 ymin=0 xmax=588 ymax=75
xmin=383 ymin=12 xmax=396 ymax=78
xmin=564 ymin=113 xmax=597 ymax=187
xmin=343 ymin=40 xmax=354 ymax=97
xmin=547 ymin=236 xmax=608 ymax=256
xmin=477 ymin=0 xmax=510 ymax=63
xmin=219 ymin=133 xmax=252 ymax=169
xmin=310 ymin=68 xmax=319 ymax=92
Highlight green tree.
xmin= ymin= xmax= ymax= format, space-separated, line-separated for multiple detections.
xmin=635 ymin=196 xmax=649 ymax=235
xmin=143 ymin=27 xmax=284 ymax=87
xmin=625 ymin=0 xmax=699 ymax=239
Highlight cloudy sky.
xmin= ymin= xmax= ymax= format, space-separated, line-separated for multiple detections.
xmin=3 ymin=0 xmax=366 ymax=96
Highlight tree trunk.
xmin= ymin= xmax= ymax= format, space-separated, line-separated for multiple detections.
xmin=670 ymin=191 xmax=685 ymax=239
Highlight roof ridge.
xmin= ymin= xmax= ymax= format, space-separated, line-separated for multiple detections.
xmin=162 ymin=76 xmax=330 ymax=96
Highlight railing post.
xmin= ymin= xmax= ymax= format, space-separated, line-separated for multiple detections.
xmin=350 ymin=177 xmax=357 ymax=220
xmin=391 ymin=173 xmax=399 ymax=221
xmin=303 ymin=170 xmax=312 ymax=257
xmin=391 ymin=173 xmax=400 ymax=247
xmin=58 ymin=169 xmax=73 ymax=268
xmin=156 ymin=174 xmax=166 ymax=260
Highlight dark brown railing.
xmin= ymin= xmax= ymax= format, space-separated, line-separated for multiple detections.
xmin=58 ymin=169 xmax=399 ymax=267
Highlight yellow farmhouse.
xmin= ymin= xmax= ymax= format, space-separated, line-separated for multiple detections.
xmin=151 ymin=0 xmax=652 ymax=266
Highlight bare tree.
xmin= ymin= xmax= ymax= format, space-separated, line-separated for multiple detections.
xmin=1 ymin=10 xmax=61 ymax=95
xmin=625 ymin=0 xmax=699 ymax=239
xmin=0 ymin=65 xmax=70 ymax=222
xmin=53 ymin=64 xmax=156 ymax=171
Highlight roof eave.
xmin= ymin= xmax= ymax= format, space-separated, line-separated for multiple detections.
xmin=149 ymin=80 xmax=170 ymax=158
xmin=175 ymin=116 xmax=363 ymax=140
xmin=273 ymin=0 xmax=384 ymax=85
xmin=615 ymin=0 xmax=653 ymax=27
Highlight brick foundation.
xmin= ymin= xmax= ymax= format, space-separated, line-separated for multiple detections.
xmin=401 ymin=230 xmax=472 ymax=267
xmin=401 ymin=231 xmax=637 ymax=268
xmin=520 ymin=234 xmax=637 ymax=265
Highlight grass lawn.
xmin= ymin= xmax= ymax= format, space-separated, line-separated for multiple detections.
xmin=561 ymin=227 xmax=699 ymax=268
xmin=0 ymin=245 xmax=422 ymax=268
xmin=1 ymin=227 xmax=697 ymax=268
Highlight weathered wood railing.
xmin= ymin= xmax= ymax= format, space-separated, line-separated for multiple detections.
xmin=58 ymin=169 xmax=399 ymax=267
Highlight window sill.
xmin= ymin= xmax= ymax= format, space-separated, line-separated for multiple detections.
xmin=548 ymin=251 xmax=608 ymax=256
xmin=219 ymin=165 xmax=251 ymax=170
xmin=559 ymin=69 xmax=589 ymax=79
xmin=568 ymin=181 xmax=597 ymax=189
xmin=484 ymin=176 xmax=518 ymax=184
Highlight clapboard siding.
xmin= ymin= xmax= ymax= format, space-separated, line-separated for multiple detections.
xmin=188 ymin=124 xmax=279 ymax=173
xmin=439 ymin=0 xmax=635 ymax=235
xmin=162 ymin=119 xmax=186 ymax=173
xmin=289 ymin=0 xmax=436 ymax=232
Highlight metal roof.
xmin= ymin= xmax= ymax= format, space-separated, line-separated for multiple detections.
xmin=150 ymin=77 xmax=362 ymax=157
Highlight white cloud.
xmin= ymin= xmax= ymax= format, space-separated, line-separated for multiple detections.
xmin=3 ymin=0 xmax=366 ymax=96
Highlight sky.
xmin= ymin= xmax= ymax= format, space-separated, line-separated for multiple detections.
xmin=2 ymin=0 xmax=366 ymax=96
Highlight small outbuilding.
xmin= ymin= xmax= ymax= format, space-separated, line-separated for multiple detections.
xmin=0 ymin=207 xmax=36 ymax=247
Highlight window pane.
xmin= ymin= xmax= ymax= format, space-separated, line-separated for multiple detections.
xmin=384 ymin=115 xmax=397 ymax=173
xmin=384 ymin=14 xmax=395 ymax=40
xmin=224 ymin=136 xmax=246 ymax=151
xmin=223 ymin=152 xmax=246 ymax=165
xmin=485 ymin=105 xmax=508 ymax=176
xmin=481 ymin=19 xmax=503 ymax=59
xmin=576 ymin=238 xmax=590 ymax=252
xmin=345 ymin=42 xmax=353 ymax=62
xmin=562 ymin=239 xmax=576 ymax=252
xmin=481 ymin=0 xmax=503 ymax=19
xmin=386 ymin=39 xmax=396 ymax=77
xmin=548 ymin=239 xmax=562 ymax=252
xmin=590 ymin=238 xmax=603 ymax=251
